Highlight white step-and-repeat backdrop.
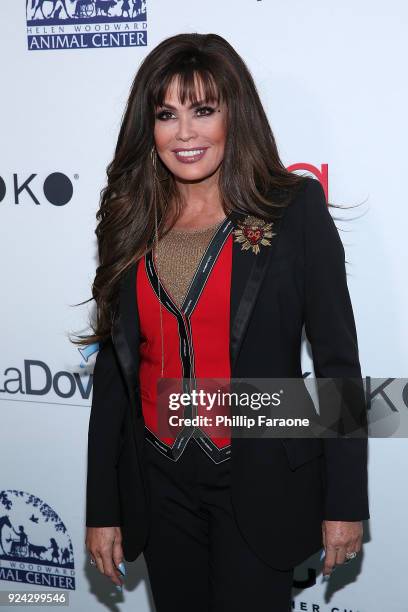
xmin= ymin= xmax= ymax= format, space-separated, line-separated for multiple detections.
xmin=1 ymin=1 xmax=407 ymax=610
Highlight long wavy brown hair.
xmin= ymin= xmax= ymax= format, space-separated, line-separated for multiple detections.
xmin=70 ymin=32 xmax=348 ymax=348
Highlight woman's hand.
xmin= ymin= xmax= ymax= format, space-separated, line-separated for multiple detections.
xmin=321 ymin=520 xmax=363 ymax=577
xmin=85 ymin=526 xmax=124 ymax=588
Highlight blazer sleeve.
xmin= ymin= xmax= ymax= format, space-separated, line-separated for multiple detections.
xmin=303 ymin=178 xmax=370 ymax=521
xmin=86 ymin=336 xmax=127 ymax=527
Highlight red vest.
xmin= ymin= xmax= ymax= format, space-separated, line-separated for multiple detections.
xmin=136 ymin=217 xmax=235 ymax=463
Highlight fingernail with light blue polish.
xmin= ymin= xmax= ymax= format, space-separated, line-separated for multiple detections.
xmin=118 ymin=562 xmax=126 ymax=576
xmin=323 ymin=574 xmax=331 ymax=581
xmin=320 ymin=549 xmax=326 ymax=560
xmin=116 ymin=584 xmax=123 ymax=592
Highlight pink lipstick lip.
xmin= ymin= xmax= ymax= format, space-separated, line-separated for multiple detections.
xmin=173 ymin=147 xmax=209 ymax=163
xmin=172 ymin=147 xmax=209 ymax=152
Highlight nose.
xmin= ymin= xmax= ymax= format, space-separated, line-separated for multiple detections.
xmin=176 ymin=113 xmax=197 ymax=141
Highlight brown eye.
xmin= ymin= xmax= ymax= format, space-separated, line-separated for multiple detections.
xmin=196 ymin=106 xmax=216 ymax=116
xmin=155 ymin=110 xmax=173 ymax=121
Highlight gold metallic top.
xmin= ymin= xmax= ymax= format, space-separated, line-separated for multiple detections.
xmin=154 ymin=220 xmax=223 ymax=309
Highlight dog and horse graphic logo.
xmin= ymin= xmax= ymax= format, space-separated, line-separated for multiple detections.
xmin=26 ymin=0 xmax=146 ymax=21
xmin=0 ymin=490 xmax=75 ymax=590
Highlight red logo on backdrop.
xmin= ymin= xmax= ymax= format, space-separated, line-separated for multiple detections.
xmin=287 ymin=163 xmax=329 ymax=203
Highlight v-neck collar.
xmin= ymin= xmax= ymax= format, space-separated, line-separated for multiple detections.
xmin=148 ymin=211 xmax=236 ymax=318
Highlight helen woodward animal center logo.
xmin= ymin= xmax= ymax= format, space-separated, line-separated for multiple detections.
xmin=26 ymin=0 xmax=147 ymax=51
xmin=0 ymin=490 xmax=75 ymax=590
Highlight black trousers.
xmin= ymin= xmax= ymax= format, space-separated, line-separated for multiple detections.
xmin=142 ymin=436 xmax=294 ymax=612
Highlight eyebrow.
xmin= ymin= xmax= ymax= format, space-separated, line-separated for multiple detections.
xmin=157 ymin=99 xmax=216 ymax=110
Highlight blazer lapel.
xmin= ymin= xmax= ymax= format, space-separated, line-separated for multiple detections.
xmin=111 ymin=210 xmax=283 ymax=401
xmin=229 ymin=213 xmax=281 ymax=373
xmin=111 ymin=260 xmax=140 ymax=414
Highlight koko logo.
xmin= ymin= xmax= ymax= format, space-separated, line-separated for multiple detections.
xmin=0 ymin=490 xmax=75 ymax=590
xmin=0 ymin=172 xmax=74 ymax=206
xmin=26 ymin=0 xmax=147 ymax=51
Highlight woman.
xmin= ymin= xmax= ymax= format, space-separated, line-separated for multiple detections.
xmin=76 ymin=33 xmax=369 ymax=612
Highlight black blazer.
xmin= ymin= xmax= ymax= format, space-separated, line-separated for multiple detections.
xmin=86 ymin=177 xmax=370 ymax=570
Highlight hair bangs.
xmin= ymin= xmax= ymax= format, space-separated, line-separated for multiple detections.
xmin=152 ymin=67 xmax=222 ymax=109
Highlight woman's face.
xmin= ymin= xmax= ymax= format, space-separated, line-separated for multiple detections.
xmin=153 ymin=77 xmax=227 ymax=182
